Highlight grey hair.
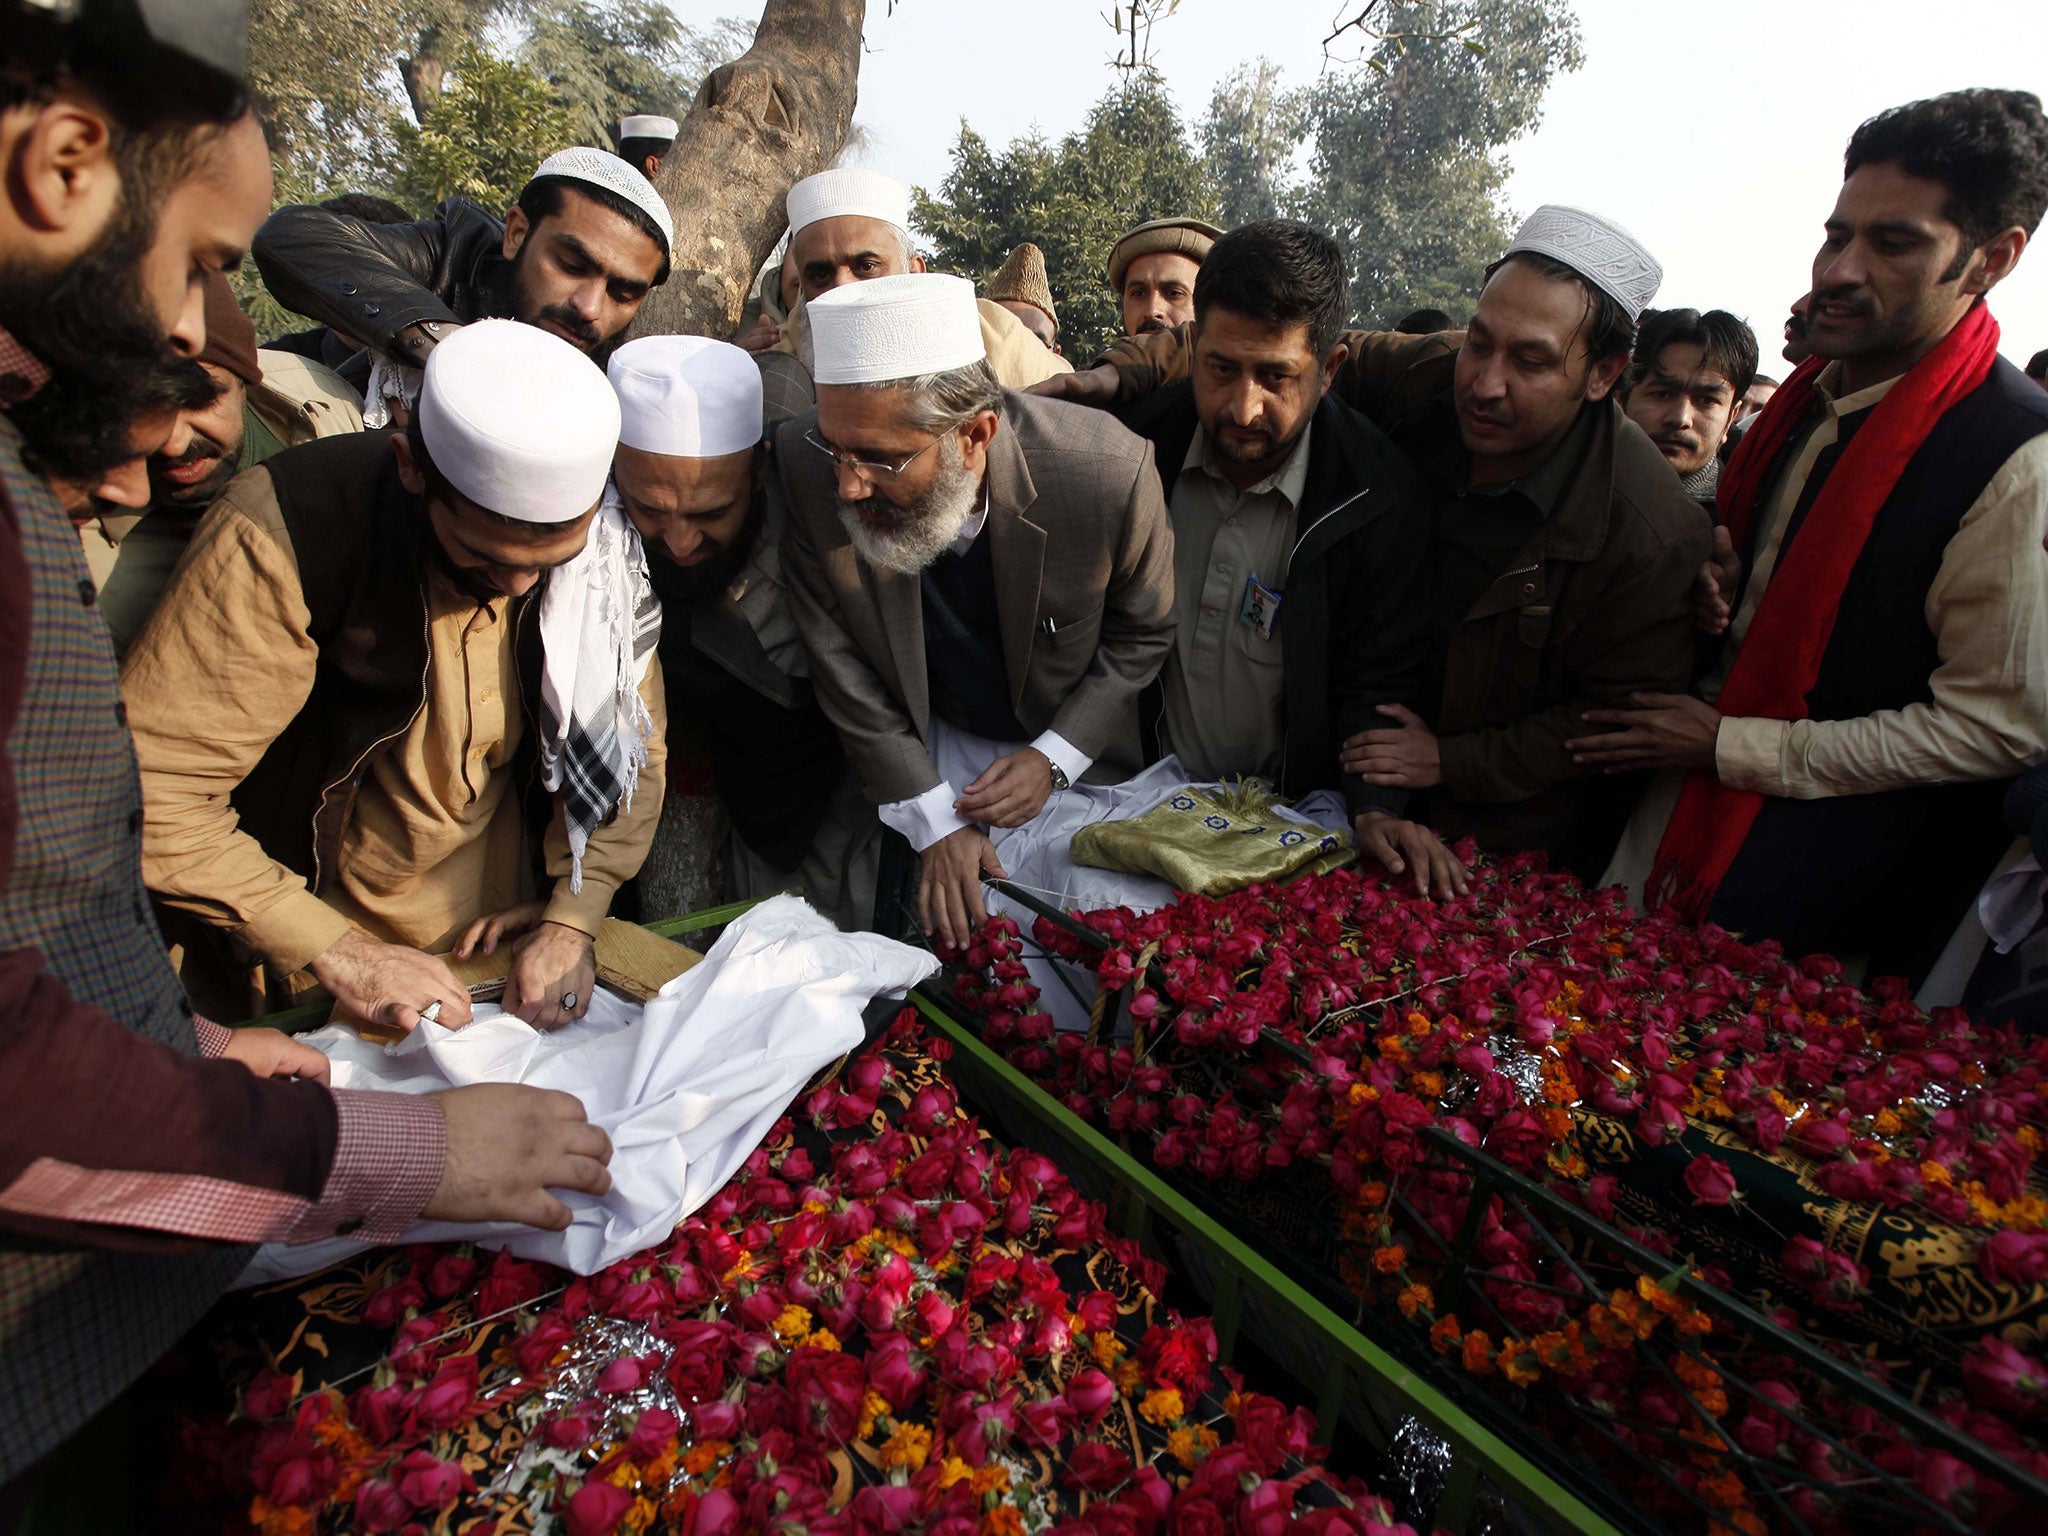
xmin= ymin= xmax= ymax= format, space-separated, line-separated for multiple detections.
xmin=846 ymin=356 xmax=1002 ymax=434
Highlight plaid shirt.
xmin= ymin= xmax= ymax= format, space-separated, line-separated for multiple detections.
xmin=0 ymin=329 xmax=443 ymax=1477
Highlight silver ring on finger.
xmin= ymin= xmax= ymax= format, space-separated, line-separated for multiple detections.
xmin=561 ymin=990 xmax=578 ymax=1011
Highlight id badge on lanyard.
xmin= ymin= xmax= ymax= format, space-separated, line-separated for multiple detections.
xmin=1238 ymin=573 xmax=1282 ymax=640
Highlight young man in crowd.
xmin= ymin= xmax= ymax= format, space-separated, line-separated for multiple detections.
xmin=1113 ymin=220 xmax=1458 ymax=897
xmin=765 ymin=165 xmax=1070 ymax=390
xmin=1107 ymin=215 xmax=1222 ymax=338
xmin=606 ymin=334 xmax=880 ymax=928
xmin=124 ymin=321 xmax=666 ymax=1028
xmin=778 ymin=273 xmax=1175 ymax=949
xmin=0 ymin=4 xmax=613 ymax=1501
xmin=1621 ymin=307 xmax=1760 ymax=506
xmin=252 ymin=146 xmax=673 ymax=386
xmin=616 ymin=111 xmax=678 ymax=180
xmin=1589 ymin=88 xmax=2048 ymax=981
xmin=1042 ymin=205 xmax=1711 ymax=882
xmin=90 ymin=269 xmax=362 ymax=653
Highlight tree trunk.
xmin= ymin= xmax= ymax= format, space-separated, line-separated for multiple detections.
xmin=633 ymin=0 xmax=867 ymax=339
xmin=399 ymin=26 xmax=449 ymax=124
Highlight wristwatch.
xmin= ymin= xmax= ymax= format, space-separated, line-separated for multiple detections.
xmin=1046 ymin=759 xmax=1070 ymax=793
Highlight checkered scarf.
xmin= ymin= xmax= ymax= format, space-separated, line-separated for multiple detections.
xmin=536 ymin=485 xmax=662 ymax=891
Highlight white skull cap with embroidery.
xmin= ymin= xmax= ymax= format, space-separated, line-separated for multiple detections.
xmin=618 ymin=113 xmax=678 ymax=142
xmin=608 ymin=335 xmax=764 ymax=458
xmin=786 ymin=165 xmax=912 ymax=238
xmin=528 ymin=146 xmax=674 ymax=257
xmin=1504 ymin=204 xmax=1663 ymax=322
xmin=419 ymin=319 xmax=621 ymax=523
xmin=809 ymin=273 xmax=984 ymax=386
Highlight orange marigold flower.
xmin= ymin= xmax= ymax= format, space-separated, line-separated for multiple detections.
xmin=1373 ymin=1245 xmax=1407 ymax=1275
xmin=250 ymin=1499 xmax=315 ymax=1536
xmin=1696 ymin=1472 xmax=1747 ymax=1509
xmin=970 ymin=1465 xmax=1011 ymax=1497
xmin=1429 ymin=1315 xmax=1463 ymax=1354
xmin=1673 ymin=1355 xmax=1723 ymax=1393
xmin=622 ymin=1497 xmax=659 ymax=1535
xmin=1499 ymin=1340 xmax=1541 ymax=1387
xmin=1138 ymin=1387 xmax=1186 ymax=1425
xmin=804 ymin=1327 xmax=842 ymax=1352
xmin=770 ymin=1304 xmax=813 ymax=1343
xmin=681 ymin=1440 xmax=731 ymax=1476
xmin=1114 ymin=1358 xmax=1144 ymax=1394
xmin=1358 ymin=1180 xmax=1389 ymax=1209
xmin=1637 ymin=1275 xmax=1686 ymax=1317
xmin=1166 ymin=1424 xmax=1220 ymax=1468
xmin=1461 ymin=1330 xmax=1496 ymax=1376
xmin=1348 ymin=1082 xmax=1380 ymax=1106
xmin=983 ymin=1507 xmax=1027 ymax=1536
xmin=1396 ymin=1282 xmax=1435 ymax=1321
xmin=935 ymin=1457 xmax=977 ymax=1490
xmin=1404 ymin=1011 xmax=1433 ymax=1037
xmin=880 ymin=1423 xmax=933 ymax=1472
xmin=857 ymin=1388 xmax=892 ymax=1439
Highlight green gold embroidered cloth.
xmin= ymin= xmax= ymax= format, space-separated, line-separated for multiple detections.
xmin=1070 ymin=782 xmax=1355 ymax=896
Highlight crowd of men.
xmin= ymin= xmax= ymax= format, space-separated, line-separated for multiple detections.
xmin=3 ymin=0 xmax=2048 ymax=1511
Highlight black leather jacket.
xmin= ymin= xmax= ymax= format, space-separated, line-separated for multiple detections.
xmin=252 ymin=196 xmax=513 ymax=364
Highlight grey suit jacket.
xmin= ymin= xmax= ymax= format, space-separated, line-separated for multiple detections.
xmin=778 ymin=390 xmax=1176 ymax=807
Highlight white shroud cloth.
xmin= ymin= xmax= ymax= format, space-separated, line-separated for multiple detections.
xmin=237 ymin=896 xmax=937 ymax=1285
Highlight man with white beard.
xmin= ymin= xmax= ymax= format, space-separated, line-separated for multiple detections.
xmin=778 ymin=274 xmax=1175 ymax=948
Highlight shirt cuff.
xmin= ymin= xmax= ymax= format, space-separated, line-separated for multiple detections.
xmin=284 ymin=1088 xmax=446 ymax=1246
xmin=542 ymin=878 xmax=616 ymax=941
xmin=1714 ymin=715 xmax=1789 ymax=796
xmin=879 ymin=781 xmax=971 ymax=852
xmin=193 ymin=1017 xmax=234 ymax=1058
xmin=1032 ymin=731 xmax=1093 ymax=789
xmin=237 ymin=890 xmax=357 ymax=979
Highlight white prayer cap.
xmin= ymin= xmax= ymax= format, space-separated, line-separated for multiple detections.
xmin=528 ymin=146 xmax=675 ymax=259
xmin=809 ymin=273 xmax=984 ymax=386
xmin=786 ymin=166 xmax=911 ymax=239
xmin=607 ymin=335 xmax=764 ymax=458
xmin=618 ymin=113 xmax=678 ymax=142
xmin=1504 ymin=204 xmax=1662 ymax=322
xmin=419 ymin=320 xmax=621 ymax=523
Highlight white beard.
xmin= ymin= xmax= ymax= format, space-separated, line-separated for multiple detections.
xmin=835 ymin=439 xmax=983 ymax=576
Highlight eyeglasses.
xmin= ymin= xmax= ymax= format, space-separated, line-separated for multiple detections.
xmin=803 ymin=427 xmax=945 ymax=482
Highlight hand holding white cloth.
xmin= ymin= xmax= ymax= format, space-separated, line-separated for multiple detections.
xmin=238 ymin=897 xmax=938 ymax=1284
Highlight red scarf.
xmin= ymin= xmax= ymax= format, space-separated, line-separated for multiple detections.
xmin=1646 ymin=301 xmax=2001 ymax=921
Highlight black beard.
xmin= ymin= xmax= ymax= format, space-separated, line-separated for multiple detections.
xmin=0 ymin=197 xmax=182 ymax=484
xmin=425 ymin=519 xmax=510 ymax=604
xmin=647 ymin=496 xmax=763 ymax=607
xmin=149 ymin=427 xmax=243 ymax=508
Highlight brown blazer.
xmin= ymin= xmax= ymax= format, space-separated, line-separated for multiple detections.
xmin=777 ymin=390 xmax=1176 ymax=807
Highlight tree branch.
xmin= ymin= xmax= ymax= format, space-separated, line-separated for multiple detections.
xmin=632 ymin=0 xmax=867 ymax=339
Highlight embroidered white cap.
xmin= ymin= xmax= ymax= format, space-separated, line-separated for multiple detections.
xmin=809 ymin=273 xmax=984 ymax=386
xmin=786 ymin=165 xmax=911 ymax=239
xmin=1503 ymin=204 xmax=1662 ymax=322
xmin=618 ymin=113 xmax=678 ymax=142
xmin=528 ymin=146 xmax=675 ymax=258
xmin=607 ymin=335 xmax=764 ymax=458
xmin=419 ymin=320 xmax=621 ymax=523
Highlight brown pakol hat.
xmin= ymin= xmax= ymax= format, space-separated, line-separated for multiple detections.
xmin=1106 ymin=216 xmax=1224 ymax=291
xmin=986 ymin=243 xmax=1057 ymax=325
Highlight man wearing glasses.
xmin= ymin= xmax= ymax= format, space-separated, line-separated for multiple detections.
xmin=779 ymin=275 xmax=1175 ymax=950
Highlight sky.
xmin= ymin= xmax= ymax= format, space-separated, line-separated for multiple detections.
xmin=696 ymin=0 xmax=2048 ymax=365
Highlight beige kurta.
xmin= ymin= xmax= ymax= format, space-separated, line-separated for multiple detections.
xmin=124 ymin=480 xmax=667 ymax=980
xmin=1604 ymin=360 xmax=2048 ymax=900
xmin=1158 ymin=421 xmax=1313 ymax=782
